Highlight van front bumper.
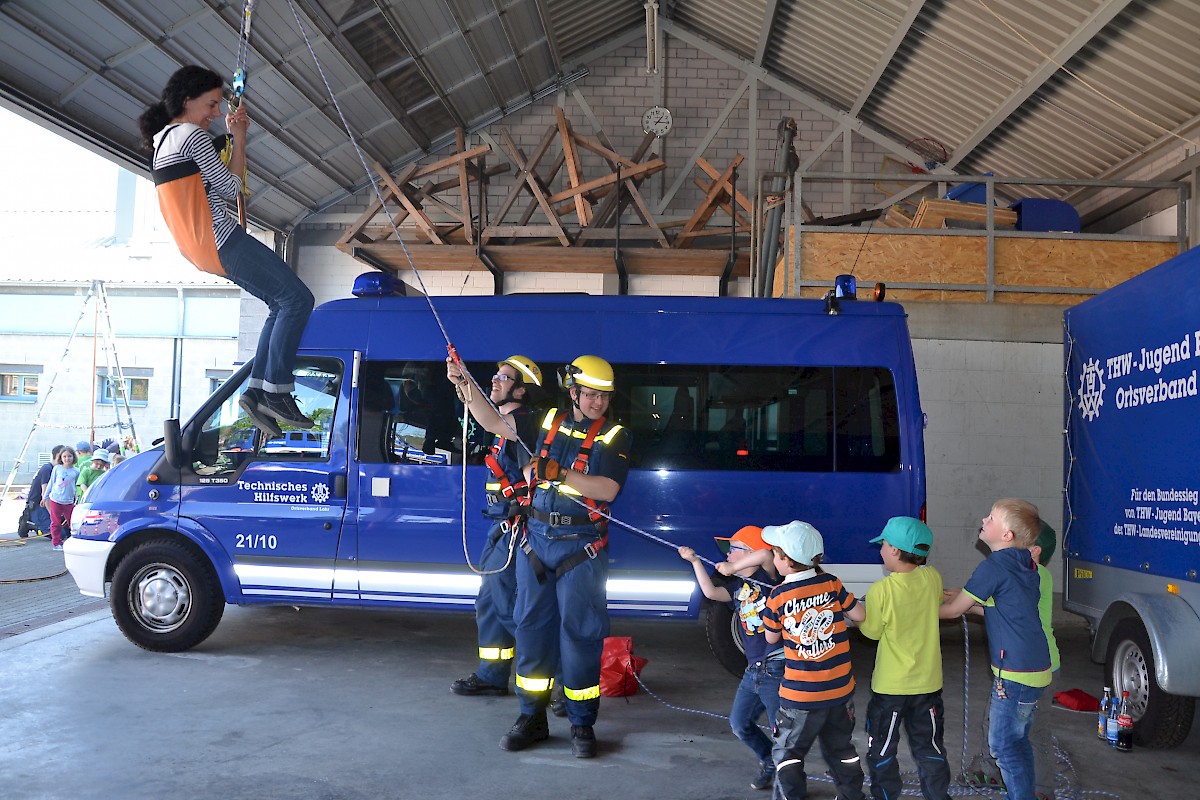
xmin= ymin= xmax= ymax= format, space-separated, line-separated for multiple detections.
xmin=63 ymin=537 xmax=115 ymax=598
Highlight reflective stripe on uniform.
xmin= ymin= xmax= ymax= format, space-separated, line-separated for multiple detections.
xmin=515 ymin=674 xmax=554 ymax=692
xmin=479 ymin=646 xmax=515 ymax=661
xmin=563 ymin=684 xmax=601 ymax=701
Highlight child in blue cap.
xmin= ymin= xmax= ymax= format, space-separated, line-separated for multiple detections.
xmin=859 ymin=516 xmax=951 ymax=800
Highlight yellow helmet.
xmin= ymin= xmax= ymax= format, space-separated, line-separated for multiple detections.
xmin=498 ymin=355 xmax=542 ymax=387
xmin=563 ymin=355 xmax=614 ymax=392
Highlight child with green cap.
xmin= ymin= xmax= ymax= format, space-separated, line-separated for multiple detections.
xmin=859 ymin=516 xmax=951 ymax=800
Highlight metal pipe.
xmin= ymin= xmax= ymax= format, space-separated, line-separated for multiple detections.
xmin=756 ymin=118 xmax=797 ymax=297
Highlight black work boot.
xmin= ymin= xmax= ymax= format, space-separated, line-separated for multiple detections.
xmin=570 ymin=725 xmax=597 ymax=758
xmin=499 ymin=711 xmax=549 ymax=751
xmin=451 ymin=673 xmax=508 ymax=696
xmin=239 ymin=389 xmax=283 ymax=437
xmin=259 ymin=392 xmax=315 ymax=429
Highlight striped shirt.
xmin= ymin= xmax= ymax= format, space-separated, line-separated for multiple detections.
xmin=152 ymin=123 xmax=242 ymax=250
xmin=763 ymin=569 xmax=859 ymax=709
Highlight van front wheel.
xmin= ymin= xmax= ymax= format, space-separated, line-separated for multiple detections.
xmin=110 ymin=539 xmax=224 ymax=652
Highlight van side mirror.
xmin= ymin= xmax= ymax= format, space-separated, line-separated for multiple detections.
xmin=163 ymin=418 xmax=183 ymax=469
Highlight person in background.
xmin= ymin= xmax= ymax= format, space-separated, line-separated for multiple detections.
xmin=138 ymin=65 xmax=314 ymax=436
xmin=19 ymin=444 xmax=64 ymax=538
xmin=761 ymin=520 xmax=867 ymax=800
xmin=111 ymin=453 xmax=126 ymax=467
xmin=859 ymin=517 xmax=951 ymax=800
xmin=42 ymin=446 xmax=80 ymax=551
xmin=685 ymin=525 xmax=781 ymax=791
xmin=122 ymin=434 xmax=139 ymax=455
xmin=76 ymin=448 xmax=111 ymax=502
xmin=446 ymin=355 xmax=543 ymax=698
xmin=940 ymin=499 xmax=1051 ymax=800
xmin=75 ymin=440 xmax=93 ymax=464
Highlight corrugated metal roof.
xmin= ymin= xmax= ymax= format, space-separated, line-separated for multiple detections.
xmin=0 ymin=0 xmax=1196 ymax=231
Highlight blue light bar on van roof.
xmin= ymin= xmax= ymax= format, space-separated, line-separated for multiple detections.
xmin=835 ymin=274 xmax=857 ymax=299
xmin=352 ymin=271 xmax=399 ymax=297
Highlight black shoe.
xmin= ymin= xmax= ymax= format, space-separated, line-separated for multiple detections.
xmin=549 ymin=697 xmax=567 ymax=717
xmin=259 ymin=392 xmax=315 ymax=429
xmin=452 ymin=673 xmax=508 ymax=697
xmin=751 ymin=761 xmax=774 ymax=790
xmin=239 ymin=390 xmax=283 ymax=437
xmin=570 ymin=725 xmax=597 ymax=758
xmin=500 ymin=712 xmax=549 ymax=752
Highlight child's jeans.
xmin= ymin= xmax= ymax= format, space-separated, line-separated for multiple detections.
xmin=45 ymin=500 xmax=73 ymax=546
xmin=865 ymin=690 xmax=951 ymax=800
xmin=731 ymin=657 xmax=784 ymax=766
xmin=988 ymin=678 xmax=1044 ymax=800
xmin=772 ymin=700 xmax=865 ymax=800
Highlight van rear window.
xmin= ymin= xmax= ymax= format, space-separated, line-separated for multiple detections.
xmin=358 ymin=361 xmax=901 ymax=473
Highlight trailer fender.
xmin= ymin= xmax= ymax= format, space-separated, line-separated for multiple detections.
xmin=1095 ymin=592 xmax=1200 ymax=696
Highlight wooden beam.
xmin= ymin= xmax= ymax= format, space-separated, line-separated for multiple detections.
xmin=674 ymin=155 xmax=744 ymax=249
xmin=555 ymin=106 xmax=592 ymax=225
xmin=373 ymin=161 xmax=444 ymax=244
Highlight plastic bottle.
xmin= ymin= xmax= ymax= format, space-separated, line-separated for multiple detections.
xmin=1116 ymin=690 xmax=1134 ymax=752
xmin=1106 ymin=689 xmax=1121 ymax=746
xmin=1098 ymin=686 xmax=1112 ymax=740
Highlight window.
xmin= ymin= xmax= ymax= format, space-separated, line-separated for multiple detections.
xmin=354 ymin=360 xmax=902 ymax=473
xmin=97 ymin=376 xmax=149 ymax=407
xmin=189 ymin=359 xmax=342 ymax=476
xmin=0 ymin=370 xmax=39 ymax=403
xmin=616 ymin=364 xmax=901 ymax=473
xmin=207 ymin=368 xmax=233 ymax=395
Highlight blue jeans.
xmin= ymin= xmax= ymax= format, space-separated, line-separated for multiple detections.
xmin=731 ymin=658 xmax=784 ymax=765
xmin=988 ymin=678 xmax=1044 ymax=800
xmin=219 ymin=227 xmax=314 ymax=394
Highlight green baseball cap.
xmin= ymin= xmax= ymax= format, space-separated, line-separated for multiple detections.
xmin=870 ymin=516 xmax=933 ymax=556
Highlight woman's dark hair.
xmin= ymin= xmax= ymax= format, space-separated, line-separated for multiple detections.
xmin=137 ymin=65 xmax=225 ymax=151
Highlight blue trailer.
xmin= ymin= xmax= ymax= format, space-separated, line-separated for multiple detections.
xmin=1063 ymin=246 xmax=1200 ymax=748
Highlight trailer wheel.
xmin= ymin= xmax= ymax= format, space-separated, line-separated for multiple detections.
xmin=704 ymin=598 xmax=746 ymax=678
xmin=1106 ymin=617 xmax=1195 ymax=748
xmin=110 ymin=539 xmax=224 ymax=653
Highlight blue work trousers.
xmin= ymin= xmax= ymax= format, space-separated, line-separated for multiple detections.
xmin=772 ymin=701 xmax=865 ymax=800
xmin=219 ymin=227 xmax=314 ymax=394
xmin=731 ymin=658 xmax=784 ymax=766
xmin=865 ymin=690 xmax=951 ymax=800
xmin=473 ymin=519 xmax=518 ymax=688
xmin=513 ymin=524 xmax=609 ymax=726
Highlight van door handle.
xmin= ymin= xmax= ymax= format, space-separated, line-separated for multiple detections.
xmin=332 ymin=474 xmax=347 ymax=498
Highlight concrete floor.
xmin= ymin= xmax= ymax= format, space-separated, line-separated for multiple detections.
xmin=2 ymin=497 xmax=1198 ymax=800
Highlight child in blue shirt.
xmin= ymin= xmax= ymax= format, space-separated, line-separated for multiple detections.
xmin=680 ymin=525 xmax=780 ymax=791
xmin=42 ymin=446 xmax=80 ymax=551
xmin=941 ymin=498 xmax=1051 ymax=800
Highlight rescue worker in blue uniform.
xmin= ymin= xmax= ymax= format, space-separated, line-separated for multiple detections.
xmin=446 ymin=355 xmax=543 ymax=697
xmin=500 ymin=356 xmax=632 ymax=759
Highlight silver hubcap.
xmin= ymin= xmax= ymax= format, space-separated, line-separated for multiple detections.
xmin=129 ymin=563 xmax=192 ymax=633
xmin=1113 ymin=638 xmax=1150 ymax=719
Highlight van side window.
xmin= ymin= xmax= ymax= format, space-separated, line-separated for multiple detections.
xmin=358 ymin=360 xmax=471 ymax=466
xmin=191 ymin=360 xmax=341 ymax=476
xmin=617 ymin=365 xmax=900 ymax=473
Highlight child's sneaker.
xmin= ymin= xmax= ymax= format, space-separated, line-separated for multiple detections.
xmin=52 ymin=544 xmax=64 ymax=551
xmin=751 ymin=761 xmax=774 ymax=790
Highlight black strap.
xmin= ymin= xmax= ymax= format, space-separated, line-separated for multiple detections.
xmin=529 ymin=507 xmax=592 ymax=528
xmin=519 ymin=535 xmax=607 ymax=585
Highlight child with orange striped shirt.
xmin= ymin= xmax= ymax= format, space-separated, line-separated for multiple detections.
xmin=761 ymin=520 xmax=866 ymax=800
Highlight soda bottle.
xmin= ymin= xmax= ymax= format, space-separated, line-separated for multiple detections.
xmin=1098 ymin=686 xmax=1112 ymax=740
xmin=1106 ymin=689 xmax=1121 ymax=747
xmin=1116 ymin=690 xmax=1134 ymax=752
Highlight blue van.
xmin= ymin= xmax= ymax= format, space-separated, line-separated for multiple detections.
xmin=65 ymin=287 xmax=925 ymax=670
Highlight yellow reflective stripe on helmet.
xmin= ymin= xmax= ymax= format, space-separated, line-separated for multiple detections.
xmin=599 ymin=424 xmax=623 ymax=444
xmin=478 ymin=646 xmax=515 ymax=661
xmin=563 ymin=684 xmax=601 ymax=701
xmin=515 ymin=674 xmax=554 ymax=693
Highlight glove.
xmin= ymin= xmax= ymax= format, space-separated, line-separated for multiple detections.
xmin=532 ymin=457 xmax=566 ymax=484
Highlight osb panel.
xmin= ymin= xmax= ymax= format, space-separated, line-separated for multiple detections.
xmin=774 ymin=229 xmax=1177 ymax=302
xmin=995 ymin=239 xmax=1176 ymax=289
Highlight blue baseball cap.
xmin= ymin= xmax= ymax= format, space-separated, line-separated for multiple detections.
xmin=870 ymin=516 xmax=933 ymax=556
xmin=76 ymin=440 xmax=92 ymax=452
xmin=761 ymin=520 xmax=824 ymax=565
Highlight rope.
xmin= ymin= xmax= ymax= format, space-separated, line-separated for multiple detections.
xmin=0 ymin=533 xmax=70 ymax=582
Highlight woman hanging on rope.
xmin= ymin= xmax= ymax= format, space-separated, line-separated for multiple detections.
xmin=137 ymin=65 xmax=314 ymax=435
